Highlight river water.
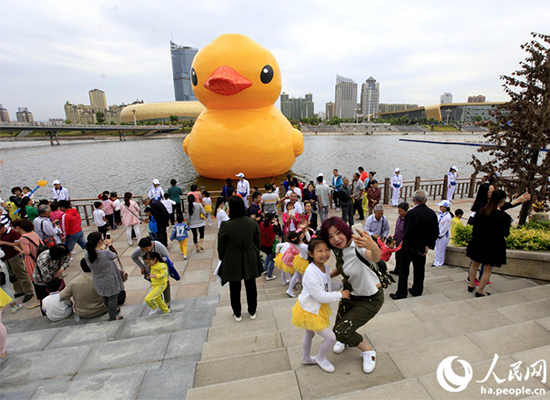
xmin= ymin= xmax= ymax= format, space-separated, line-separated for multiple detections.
xmin=0 ymin=134 xmax=490 ymax=199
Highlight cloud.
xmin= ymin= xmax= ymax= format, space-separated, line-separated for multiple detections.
xmin=0 ymin=0 xmax=549 ymax=120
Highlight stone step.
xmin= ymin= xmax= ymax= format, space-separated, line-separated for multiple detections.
xmin=187 ymin=371 xmax=301 ymax=400
xmin=496 ymin=298 xmax=550 ymax=324
xmin=194 ymin=348 xmax=291 ymax=387
xmin=321 ymin=377 xmax=432 ymax=400
xmin=201 ymin=332 xmax=284 ymax=361
xmin=207 ymin=319 xmax=279 ymax=342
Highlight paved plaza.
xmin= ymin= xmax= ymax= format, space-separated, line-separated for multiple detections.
xmin=1 ymin=198 xmax=549 ymax=399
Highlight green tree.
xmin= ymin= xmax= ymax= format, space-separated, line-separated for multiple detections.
xmin=64 ymin=119 xmax=71 ymax=124
xmin=169 ymin=115 xmax=179 ymax=123
xmin=109 ymin=121 xmax=116 ymax=125
xmin=473 ymin=115 xmax=483 ymax=122
xmin=471 ymin=32 xmax=550 ymax=225
xmin=95 ymin=111 xmax=105 ymax=124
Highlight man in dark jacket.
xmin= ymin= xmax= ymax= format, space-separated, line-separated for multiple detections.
xmin=390 ymin=190 xmax=438 ymax=299
xmin=144 ymin=197 xmax=170 ymax=246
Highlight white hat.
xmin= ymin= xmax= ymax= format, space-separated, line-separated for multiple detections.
xmin=152 ymin=179 xmax=160 ymax=185
xmin=318 ymin=172 xmax=324 ymax=177
xmin=451 ymin=166 xmax=458 ymax=171
xmin=394 ymin=168 xmax=400 ymax=173
xmin=437 ymin=200 xmax=452 ymax=208
xmin=53 ymin=180 xmax=61 ymax=185
xmin=235 ymin=173 xmax=245 ymax=178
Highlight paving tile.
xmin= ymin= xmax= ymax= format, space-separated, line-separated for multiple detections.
xmin=536 ymin=316 xmax=550 ymax=331
xmin=442 ymin=288 xmax=487 ymax=301
xmin=201 ymin=332 xmax=284 ymax=361
xmin=138 ymin=357 xmax=198 ymax=400
xmin=488 ymin=279 xmax=539 ymax=293
xmin=366 ymin=321 xmax=451 ymax=353
xmin=0 ymin=345 xmax=92 ymax=386
xmin=187 ymin=370 xmax=301 ymax=400
xmin=194 ymin=348 xmax=291 ymax=387
xmin=207 ymin=319 xmax=278 ymax=342
xmin=411 ymin=300 xmax=476 ymax=322
xmin=122 ymin=276 xmax=151 ymax=291
xmin=465 ymin=291 xmax=530 ymax=312
xmin=176 ymin=282 xmax=209 ymax=299
xmin=46 ymin=321 xmax=123 ymax=349
xmin=392 ymin=293 xmax=453 ymax=311
xmin=437 ymin=309 xmax=515 ymax=336
xmin=123 ymin=288 xmax=148 ymax=305
xmin=185 ymin=258 xmax=212 ymax=271
xmin=323 ymin=378 xmax=433 ymax=400
xmin=212 ymin=306 xmax=274 ymax=327
xmin=182 ymin=269 xmax=211 ymax=284
xmin=80 ymin=334 xmax=170 ymax=372
xmin=5 ymin=328 xmax=61 ymax=355
xmin=117 ymin=312 xmax=186 ymax=339
xmin=515 ymin=284 xmax=550 ymax=301
xmin=0 ymin=377 xmax=72 ymax=400
xmin=426 ymin=280 xmax=471 ymax=293
xmin=165 ymin=328 xmax=208 ymax=359
xmin=357 ymin=309 xmax=421 ymax=332
xmin=497 ymin=299 xmax=550 ymax=323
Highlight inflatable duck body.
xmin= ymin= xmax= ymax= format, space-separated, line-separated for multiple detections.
xmin=183 ymin=34 xmax=304 ymax=179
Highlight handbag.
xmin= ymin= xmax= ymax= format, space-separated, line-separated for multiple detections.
xmin=40 ymin=220 xmax=56 ymax=248
xmin=163 ymin=256 xmax=181 ymax=281
xmin=354 ymin=248 xmax=395 ymax=289
xmin=107 ymin=245 xmax=128 ymax=282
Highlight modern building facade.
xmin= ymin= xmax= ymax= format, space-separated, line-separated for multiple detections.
xmin=280 ymin=92 xmax=314 ymax=120
xmin=89 ymin=89 xmax=107 ymax=112
xmin=378 ymin=102 xmax=503 ymax=123
xmin=335 ymin=75 xmax=357 ymax=119
xmin=378 ymin=103 xmax=419 ymax=113
xmin=64 ymin=89 xmax=140 ymax=124
xmin=440 ymin=92 xmax=453 ymax=104
xmin=16 ymin=107 xmax=34 ymax=123
xmin=171 ymin=41 xmax=198 ymax=101
xmin=326 ymin=102 xmax=336 ymax=120
xmin=468 ymin=95 xmax=486 ymax=103
xmin=360 ymin=77 xmax=379 ymax=116
xmin=0 ymin=104 xmax=9 ymax=122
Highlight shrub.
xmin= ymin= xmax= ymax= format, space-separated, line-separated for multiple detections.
xmin=453 ymin=223 xmax=550 ymax=251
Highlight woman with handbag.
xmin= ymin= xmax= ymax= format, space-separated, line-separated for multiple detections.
xmin=260 ymin=213 xmax=280 ymax=281
xmin=121 ymin=192 xmax=141 ymax=247
xmin=186 ymin=194 xmax=206 ymax=253
xmin=85 ymin=232 xmax=124 ymax=321
xmin=319 ymin=217 xmax=383 ymax=374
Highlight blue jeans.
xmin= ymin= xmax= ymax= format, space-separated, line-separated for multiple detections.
xmin=264 ymin=253 xmax=275 ymax=277
xmin=65 ymin=231 xmax=86 ymax=251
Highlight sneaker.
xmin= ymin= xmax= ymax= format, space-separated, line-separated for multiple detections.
xmin=249 ymin=313 xmax=257 ymax=320
xmin=184 ymin=256 xmax=187 ymax=260
xmin=301 ymin=356 xmax=316 ymax=365
xmin=333 ymin=341 xmax=346 ymax=354
xmin=22 ymin=294 xmax=33 ymax=303
xmin=316 ymin=357 xmax=335 ymax=373
xmin=362 ymin=350 xmax=377 ymax=373
xmin=148 ymin=308 xmax=162 ymax=316
xmin=266 ymin=275 xmax=276 ymax=281
xmin=233 ymin=315 xmax=242 ymax=322
xmin=163 ymin=309 xmax=171 ymax=314
xmin=10 ymin=304 xmax=23 ymax=314
xmin=286 ymin=291 xmax=296 ymax=298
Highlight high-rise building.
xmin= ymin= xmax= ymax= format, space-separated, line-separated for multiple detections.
xmin=171 ymin=41 xmax=198 ymax=101
xmin=440 ymin=92 xmax=453 ymax=104
xmin=326 ymin=102 xmax=336 ymax=120
xmin=0 ymin=104 xmax=9 ymax=122
xmin=360 ymin=77 xmax=380 ymax=116
xmin=468 ymin=95 xmax=486 ymax=103
xmin=280 ymin=92 xmax=314 ymax=120
xmin=16 ymin=107 xmax=34 ymax=123
xmin=335 ymin=75 xmax=357 ymax=119
xmin=89 ymin=89 xmax=107 ymax=112
xmin=378 ymin=103 xmax=419 ymax=113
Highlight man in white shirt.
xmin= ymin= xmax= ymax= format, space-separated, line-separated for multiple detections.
xmin=148 ymin=179 xmax=164 ymax=201
xmin=261 ymin=183 xmax=279 ymax=215
xmin=42 ymin=279 xmax=73 ymax=321
xmin=51 ymin=180 xmax=70 ymax=201
xmin=282 ymin=192 xmax=303 ymax=213
xmin=315 ymin=176 xmax=331 ymax=223
xmin=236 ymin=173 xmax=250 ymax=207
xmin=364 ymin=204 xmax=390 ymax=241
xmin=34 ymin=205 xmax=62 ymax=244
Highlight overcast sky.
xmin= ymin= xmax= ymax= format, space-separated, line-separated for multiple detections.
xmin=1 ymin=0 xmax=549 ymax=121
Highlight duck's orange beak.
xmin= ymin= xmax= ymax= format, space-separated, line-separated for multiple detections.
xmin=203 ymin=65 xmax=252 ymax=96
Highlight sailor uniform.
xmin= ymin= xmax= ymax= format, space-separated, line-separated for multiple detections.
xmin=391 ymin=174 xmax=403 ymax=206
xmin=447 ymin=171 xmax=458 ymax=201
xmin=433 ymin=211 xmax=452 ymax=266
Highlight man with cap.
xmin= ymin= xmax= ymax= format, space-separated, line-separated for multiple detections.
xmin=148 ymin=179 xmax=164 ymax=201
xmin=51 ymin=180 xmax=70 ymax=201
xmin=433 ymin=200 xmax=453 ymax=267
xmin=391 ymin=168 xmax=403 ymax=207
xmin=236 ymin=173 xmax=250 ymax=207
xmin=447 ymin=166 xmax=458 ymax=201
xmin=143 ymin=196 xmax=170 ymax=246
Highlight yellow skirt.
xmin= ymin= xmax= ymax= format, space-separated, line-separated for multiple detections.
xmin=203 ymin=204 xmax=212 ymax=214
xmin=291 ymin=302 xmax=331 ymax=332
xmin=293 ymin=255 xmax=309 ymax=275
xmin=274 ymin=253 xmax=295 ymax=274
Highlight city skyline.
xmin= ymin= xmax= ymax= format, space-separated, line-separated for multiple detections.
xmin=1 ymin=1 xmax=548 ymax=120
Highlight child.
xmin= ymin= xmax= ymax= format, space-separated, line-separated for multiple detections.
xmin=282 ymin=203 xmax=301 ymax=237
xmin=274 ymin=241 xmax=293 ymax=286
xmin=450 ymin=209 xmax=464 ymax=244
xmin=291 ymin=238 xmax=350 ymax=373
xmin=433 ymin=200 xmax=453 ymax=267
xmin=101 ymin=194 xmax=116 ymax=230
xmin=376 ymin=236 xmax=402 ymax=263
xmin=93 ymin=201 xmax=108 ymax=239
xmin=162 ymin=193 xmax=176 ymax=226
xmin=49 ymin=200 xmax=64 ymax=223
xmin=144 ymin=207 xmax=158 ymax=241
xmin=143 ymin=252 xmax=170 ymax=315
xmin=202 ymin=191 xmax=213 ymax=226
xmin=170 ymin=215 xmax=190 ymax=259
xmin=22 ymin=186 xmax=34 ymax=200
xmin=110 ymin=192 xmax=122 ymax=226
xmin=285 ymin=232 xmax=308 ymax=298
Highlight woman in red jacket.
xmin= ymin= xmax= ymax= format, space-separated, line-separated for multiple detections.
xmin=260 ymin=213 xmax=281 ymax=281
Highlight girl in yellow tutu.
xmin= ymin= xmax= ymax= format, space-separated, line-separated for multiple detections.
xmin=292 ymin=238 xmax=350 ymax=372
xmin=284 ymin=232 xmax=306 ymax=298
xmin=274 ymin=234 xmax=297 ymax=286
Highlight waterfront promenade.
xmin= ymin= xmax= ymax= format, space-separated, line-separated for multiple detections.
xmin=1 ymin=198 xmax=549 ymax=399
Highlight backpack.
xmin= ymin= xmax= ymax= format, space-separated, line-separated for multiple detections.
xmin=281 ymin=245 xmax=299 ymax=266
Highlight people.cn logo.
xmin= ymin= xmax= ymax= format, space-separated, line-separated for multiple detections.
xmin=437 ymin=356 xmax=474 ymax=393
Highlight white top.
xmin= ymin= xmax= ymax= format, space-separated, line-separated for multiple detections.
xmin=93 ymin=209 xmax=106 ymax=227
xmin=315 ymin=183 xmax=331 ymax=207
xmin=51 ymin=187 xmax=70 ymax=201
xmin=287 ymin=187 xmax=302 ymax=200
xmin=202 ymin=197 xmax=212 ymax=207
xmin=340 ymin=241 xmax=380 ymax=297
xmin=161 ymin=199 xmax=176 ymax=214
xmin=261 ymin=192 xmax=279 ymax=214
xmin=148 ymin=186 xmax=164 ymax=200
xmin=391 ymin=174 xmax=403 ymax=188
xmin=448 ymin=171 xmax=457 ymax=185
xmin=236 ymin=179 xmax=250 ymax=198
xmin=276 ymin=242 xmax=290 ymax=255
xmin=298 ymin=263 xmax=342 ymax=315
xmin=216 ymin=208 xmax=229 ymax=228
xmin=295 ymin=243 xmax=309 ymax=260
xmin=438 ymin=211 xmax=452 ymax=238
xmin=112 ymin=199 xmax=121 ymax=211
xmin=42 ymin=292 xmax=73 ymax=321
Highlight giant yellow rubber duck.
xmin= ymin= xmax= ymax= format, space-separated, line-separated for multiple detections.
xmin=183 ymin=34 xmax=304 ymax=179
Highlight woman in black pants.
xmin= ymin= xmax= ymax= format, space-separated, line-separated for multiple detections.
xmin=217 ymin=196 xmax=263 ymax=321
xmin=186 ymin=194 xmax=206 ymax=252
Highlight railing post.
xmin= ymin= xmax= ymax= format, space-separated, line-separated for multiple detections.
xmin=414 ymin=176 xmax=421 ymax=191
xmin=383 ymin=178 xmax=390 ymax=205
xmin=469 ymin=174 xmax=477 ymax=197
xmin=442 ymin=174 xmax=448 ymax=200
xmin=83 ymin=204 xmax=90 ymax=226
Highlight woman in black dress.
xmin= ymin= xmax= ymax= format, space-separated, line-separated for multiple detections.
xmin=466 ymin=190 xmax=511 ymax=297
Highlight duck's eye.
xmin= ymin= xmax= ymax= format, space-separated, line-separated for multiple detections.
xmin=260 ymin=65 xmax=273 ymax=84
xmin=191 ymin=68 xmax=198 ymax=86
